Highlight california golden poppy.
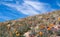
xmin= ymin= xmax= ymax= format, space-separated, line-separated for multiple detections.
xmin=47 ymin=27 xmax=51 ymax=30
xmin=49 ymin=24 xmax=54 ymax=27
xmin=39 ymin=32 xmax=43 ymax=36
xmin=58 ymin=17 xmax=60 ymax=21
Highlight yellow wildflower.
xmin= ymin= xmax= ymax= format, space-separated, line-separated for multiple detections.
xmin=16 ymin=33 xmax=20 ymax=36
xmin=16 ymin=31 xmax=18 ymax=33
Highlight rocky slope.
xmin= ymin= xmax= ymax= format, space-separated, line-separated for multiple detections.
xmin=0 ymin=10 xmax=60 ymax=37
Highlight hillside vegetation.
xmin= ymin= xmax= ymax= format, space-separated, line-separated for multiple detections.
xmin=0 ymin=10 xmax=60 ymax=37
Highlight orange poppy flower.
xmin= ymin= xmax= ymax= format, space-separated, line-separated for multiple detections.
xmin=47 ymin=27 xmax=51 ymax=30
xmin=58 ymin=17 xmax=60 ymax=21
xmin=49 ymin=24 xmax=54 ymax=27
xmin=39 ymin=32 xmax=43 ymax=36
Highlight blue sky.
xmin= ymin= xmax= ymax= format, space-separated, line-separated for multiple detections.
xmin=0 ymin=0 xmax=60 ymax=22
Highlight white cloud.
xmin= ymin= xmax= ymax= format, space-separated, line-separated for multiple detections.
xmin=3 ymin=3 xmax=39 ymax=15
xmin=56 ymin=0 xmax=60 ymax=7
xmin=2 ymin=0 xmax=54 ymax=15
xmin=57 ymin=2 xmax=60 ymax=7
xmin=3 ymin=2 xmax=39 ymax=15
xmin=24 ymin=1 xmax=48 ymax=10
xmin=24 ymin=1 xmax=54 ymax=13
xmin=0 ymin=16 xmax=11 ymax=20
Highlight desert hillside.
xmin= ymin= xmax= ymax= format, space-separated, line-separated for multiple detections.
xmin=0 ymin=10 xmax=60 ymax=37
